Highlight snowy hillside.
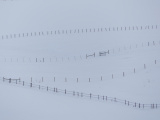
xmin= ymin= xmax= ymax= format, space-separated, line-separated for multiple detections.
xmin=0 ymin=0 xmax=160 ymax=120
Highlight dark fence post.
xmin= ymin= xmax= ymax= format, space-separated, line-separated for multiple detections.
xmin=134 ymin=68 xmax=136 ymax=74
xmin=9 ymin=78 xmax=11 ymax=83
xmin=47 ymin=86 xmax=48 ymax=91
xmin=90 ymin=93 xmax=92 ymax=99
xmin=23 ymin=81 xmax=24 ymax=86
xmin=30 ymin=83 xmax=32 ymax=87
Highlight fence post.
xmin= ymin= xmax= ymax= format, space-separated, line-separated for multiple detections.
xmin=134 ymin=68 xmax=136 ymax=74
xmin=106 ymin=96 xmax=107 ymax=101
xmin=77 ymin=78 xmax=78 ymax=83
xmin=65 ymin=89 xmax=66 ymax=94
xmin=23 ymin=81 xmax=24 ymax=86
xmin=9 ymin=78 xmax=11 ymax=83
xmin=101 ymin=76 xmax=102 ymax=81
xmin=56 ymin=88 xmax=58 ymax=92
xmin=139 ymin=103 xmax=140 ymax=108
xmin=144 ymin=64 xmax=146 ymax=69
xmin=112 ymin=74 xmax=113 ymax=79
xmin=39 ymin=85 xmax=40 ymax=89
xmin=90 ymin=93 xmax=92 ymax=99
xmin=30 ymin=83 xmax=32 ymax=87
xmin=153 ymin=41 xmax=155 ymax=45
xmin=155 ymin=60 xmax=156 ymax=64
xmin=81 ymin=93 xmax=83 ymax=97
xmin=148 ymin=42 xmax=149 ymax=46
xmin=123 ymin=72 xmax=125 ymax=77
xmin=156 ymin=104 xmax=157 ymax=109
xmin=128 ymin=101 xmax=129 ymax=106
xmin=125 ymin=100 xmax=126 ymax=105
xmin=89 ymin=78 xmax=90 ymax=82
xmin=54 ymin=77 xmax=55 ymax=82
xmin=65 ymin=78 xmax=67 ymax=82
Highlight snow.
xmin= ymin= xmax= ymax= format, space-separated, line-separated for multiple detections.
xmin=0 ymin=0 xmax=160 ymax=120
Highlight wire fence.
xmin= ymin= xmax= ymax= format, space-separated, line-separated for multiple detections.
xmin=0 ymin=25 xmax=159 ymax=40
xmin=1 ymin=77 xmax=160 ymax=109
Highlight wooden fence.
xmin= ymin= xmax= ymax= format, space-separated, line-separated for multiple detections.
xmin=1 ymin=77 xmax=160 ymax=109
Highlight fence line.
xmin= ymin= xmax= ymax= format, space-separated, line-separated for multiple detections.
xmin=1 ymin=77 xmax=159 ymax=109
xmin=0 ymin=40 xmax=159 ymax=63
xmin=0 ymin=25 xmax=159 ymax=40
xmin=1 ymin=58 xmax=160 ymax=83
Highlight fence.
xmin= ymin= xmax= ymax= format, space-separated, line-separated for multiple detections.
xmin=0 ymin=25 xmax=159 ymax=40
xmin=0 ymin=40 xmax=160 ymax=63
xmin=1 ymin=77 xmax=160 ymax=109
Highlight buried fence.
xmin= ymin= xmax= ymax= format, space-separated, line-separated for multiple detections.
xmin=0 ymin=25 xmax=159 ymax=40
xmin=0 ymin=40 xmax=160 ymax=63
xmin=1 ymin=77 xmax=160 ymax=109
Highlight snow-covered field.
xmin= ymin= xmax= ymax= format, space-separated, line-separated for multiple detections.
xmin=0 ymin=0 xmax=160 ymax=120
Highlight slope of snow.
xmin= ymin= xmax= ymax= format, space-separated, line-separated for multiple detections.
xmin=0 ymin=0 xmax=160 ymax=120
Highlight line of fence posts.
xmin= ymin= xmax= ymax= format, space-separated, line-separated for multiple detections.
xmin=1 ymin=77 xmax=160 ymax=109
xmin=1 ymin=40 xmax=160 ymax=63
xmin=1 ymin=59 xmax=159 ymax=84
xmin=1 ymin=25 xmax=159 ymax=40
